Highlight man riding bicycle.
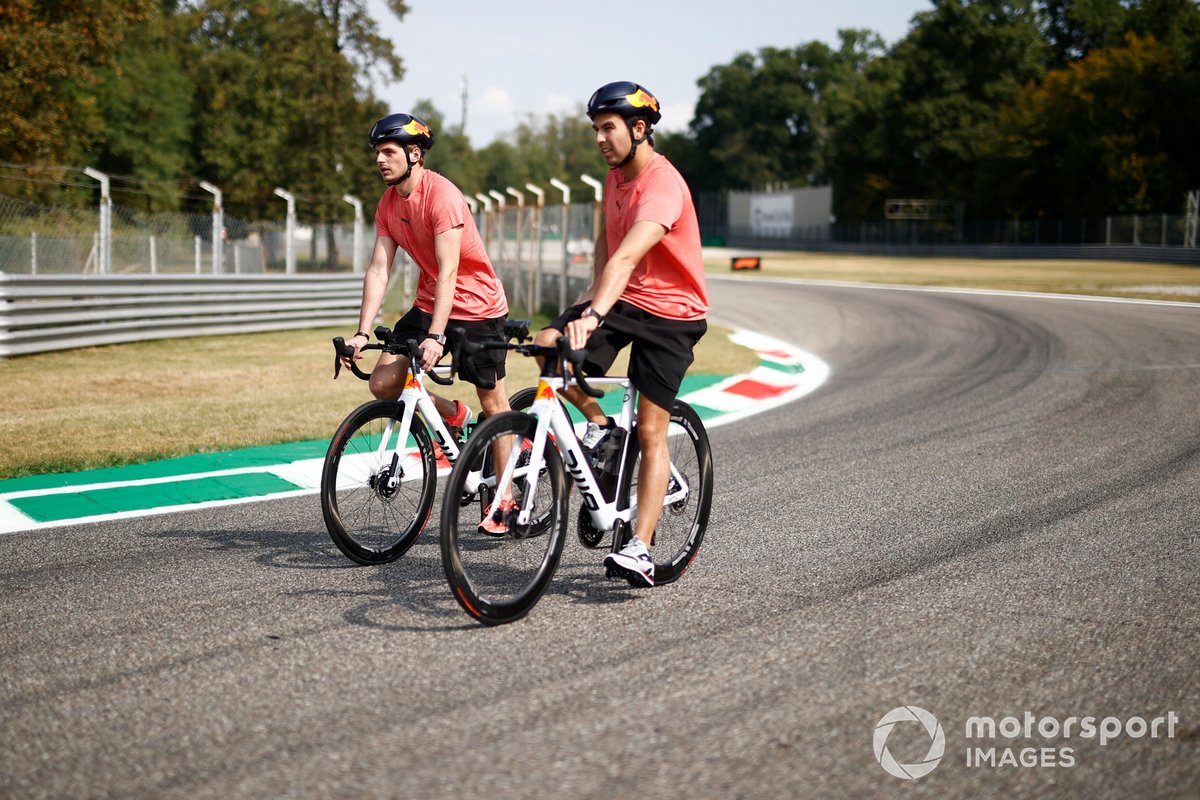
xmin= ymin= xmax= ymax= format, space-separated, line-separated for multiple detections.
xmin=536 ymin=81 xmax=709 ymax=586
xmin=345 ymin=112 xmax=516 ymax=533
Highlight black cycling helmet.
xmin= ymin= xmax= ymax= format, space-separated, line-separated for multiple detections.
xmin=369 ymin=113 xmax=435 ymax=151
xmin=587 ymin=81 xmax=660 ymax=167
xmin=370 ymin=113 xmax=434 ymax=185
xmin=586 ymin=81 xmax=662 ymax=125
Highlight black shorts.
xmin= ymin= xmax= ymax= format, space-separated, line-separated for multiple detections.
xmin=546 ymin=300 xmax=707 ymax=410
xmin=392 ymin=307 xmax=507 ymax=388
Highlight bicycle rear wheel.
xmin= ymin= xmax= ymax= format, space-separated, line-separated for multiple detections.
xmin=441 ymin=411 xmax=568 ymax=625
xmin=617 ymin=400 xmax=713 ymax=585
xmin=321 ymin=400 xmax=437 ymax=565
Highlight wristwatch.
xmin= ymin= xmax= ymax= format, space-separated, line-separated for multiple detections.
xmin=581 ymin=306 xmax=606 ymax=327
xmin=427 ymin=332 xmax=447 ymax=345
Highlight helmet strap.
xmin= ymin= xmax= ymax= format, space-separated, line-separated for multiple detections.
xmin=388 ymin=147 xmax=420 ymax=187
xmin=619 ymin=119 xmax=648 ymax=167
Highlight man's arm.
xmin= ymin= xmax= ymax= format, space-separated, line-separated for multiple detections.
xmin=420 ymin=224 xmax=463 ymax=370
xmin=349 ymin=235 xmax=397 ymax=360
xmin=565 ymin=219 xmax=666 ymax=350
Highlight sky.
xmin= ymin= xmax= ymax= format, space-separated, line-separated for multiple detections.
xmin=366 ymin=0 xmax=933 ymax=147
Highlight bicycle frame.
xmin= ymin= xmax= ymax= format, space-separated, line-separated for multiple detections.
xmin=478 ymin=373 xmax=693 ymax=539
xmin=369 ymin=367 xmax=462 ymax=491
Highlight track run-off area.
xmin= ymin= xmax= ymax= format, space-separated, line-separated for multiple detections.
xmin=1 ymin=276 xmax=1197 ymax=799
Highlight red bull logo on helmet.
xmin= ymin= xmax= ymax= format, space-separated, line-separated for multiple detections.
xmin=625 ymin=89 xmax=659 ymax=114
xmin=403 ymin=119 xmax=431 ymax=138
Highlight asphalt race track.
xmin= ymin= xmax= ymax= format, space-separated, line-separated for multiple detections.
xmin=2 ymin=278 xmax=1197 ymax=798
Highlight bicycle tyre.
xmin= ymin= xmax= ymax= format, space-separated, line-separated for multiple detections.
xmin=440 ymin=411 xmax=568 ymax=625
xmin=321 ymin=400 xmax=437 ymax=565
xmin=616 ymin=400 xmax=713 ymax=585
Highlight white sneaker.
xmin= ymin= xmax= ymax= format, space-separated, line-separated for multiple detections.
xmin=580 ymin=418 xmax=612 ymax=450
xmin=604 ymin=536 xmax=655 ymax=587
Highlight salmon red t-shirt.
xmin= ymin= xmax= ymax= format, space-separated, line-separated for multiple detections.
xmin=374 ymin=170 xmax=508 ymax=320
xmin=603 ymin=153 xmax=708 ymax=321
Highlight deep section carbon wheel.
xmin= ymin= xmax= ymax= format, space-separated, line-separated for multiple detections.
xmin=440 ymin=411 xmax=568 ymax=624
xmin=321 ymin=400 xmax=436 ymax=564
xmin=616 ymin=400 xmax=713 ymax=585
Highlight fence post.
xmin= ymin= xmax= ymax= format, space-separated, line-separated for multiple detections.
xmin=273 ymin=187 xmax=296 ymax=274
xmin=343 ymin=195 xmax=363 ymax=273
xmin=475 ymin=193 xmax=493 ymax=258
xmin=488 ymin=190 xmax=507 ymax=264
xmin=30 ymin=232 xmax=37 ymax=274
xmin=526 ymin=183 xmax=545 ymax=313
xmin=487 ymin=190 xmax=508 ymax=299
xmin=506 ymin=187 xmax=528 ymax=314
xmin=581 ymin=174 xmax=602 ymax=245
xmin=200 ymin=181 xmax=223 ymax=274
xmin=549 ymin=179 xmax=571 ymax=311
xmin=83 ymin=167 xmax=111 ymax=273
xmin=150 ymin=236 xmax=157 ymax=274
xmin=194 ymin=236 xmax=201 ymax=273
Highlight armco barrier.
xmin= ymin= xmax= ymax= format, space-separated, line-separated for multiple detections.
xmin=0 ymin=273 xmax=363 ymax=357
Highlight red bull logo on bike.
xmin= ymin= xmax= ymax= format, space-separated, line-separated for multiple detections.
xmin=536 ymin=381 xmax=554 ymax=402
xmin=405 ymin=374 xmax=421 ymax=391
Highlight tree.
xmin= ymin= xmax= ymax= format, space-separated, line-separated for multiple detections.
xmin=0 ymin=0 xmax=158 ymax=197
xmin=827 ymin=0 xmax=1047 ymax=221
xmin=1038 ymin=0 xmax=1130 ymax=66
xmin=92 ymin=10 xmax=194 ymax=212
xmin=686 ymin=30 xmax=886 ymax=193
xmin=180 ymin=0 xmax=404 ymax=225
xmin=990 ymin=31 xmax=1198 ymax=215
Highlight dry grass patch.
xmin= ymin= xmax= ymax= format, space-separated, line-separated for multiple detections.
xmin=705 ymin=250 xmax=1200 ymax=303
xmin=0 ymin=322 xmax=756 ymax=479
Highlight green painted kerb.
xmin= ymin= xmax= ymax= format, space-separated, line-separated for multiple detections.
xmin=11 ymin=473 xmax=302 ymax=522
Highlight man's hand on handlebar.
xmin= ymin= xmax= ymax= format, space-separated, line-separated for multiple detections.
xmin=565 ymin=313 xmax=600 ymax=351
xmin=343 ymin=331 xmax=369 ymax=368
xmin=419 ymin=337 xmax=444 ymax=372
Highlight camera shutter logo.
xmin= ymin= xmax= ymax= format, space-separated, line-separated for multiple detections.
xmin=873 ymin=706 xmax=946 ymax=779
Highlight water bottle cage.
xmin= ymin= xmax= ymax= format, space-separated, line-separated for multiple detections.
xmin=596 ymin=428 xmax=626 ymax=475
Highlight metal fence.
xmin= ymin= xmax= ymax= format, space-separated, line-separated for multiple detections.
xmin=0 ymin=273 xmax=363 ymax=357
xmin=0 ymin=190 xmax=600 ymax=356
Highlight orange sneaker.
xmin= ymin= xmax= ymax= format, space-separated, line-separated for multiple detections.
xmin=479 ymin=498 xmax=519 ymax=536
xmin=443 ymin=400 xmax=472 ymax=434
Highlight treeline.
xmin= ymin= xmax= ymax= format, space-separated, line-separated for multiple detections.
xmin=660 ymin=0 xmax=1200 ymax=222
xmin=2 ymin=0 xmax=1198 ymax=225
xmin=1 ymin=0 xmax=410 ymax=222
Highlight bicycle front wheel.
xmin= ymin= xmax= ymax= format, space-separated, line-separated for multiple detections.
xmin=618 ymin=400 xmax=713 ymax=585
xmin=321 ymin=400 xmax=437 ymax=565
xmin=440 ymin=411 xmax=568 ymax=625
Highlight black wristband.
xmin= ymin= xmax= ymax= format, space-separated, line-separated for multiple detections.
xmin=353 ymin=331 xmax=370 ymax=339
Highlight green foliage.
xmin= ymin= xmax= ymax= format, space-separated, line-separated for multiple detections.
xmin=989 ymin=31 xmax=1197 ymax=215
xmin=92 ymin=11 xmax=193 ymax=212
xmin=3 ymin=0 xmax=1198 ymax=228
xmin=0 ymin=0 xmax=157 ymax=186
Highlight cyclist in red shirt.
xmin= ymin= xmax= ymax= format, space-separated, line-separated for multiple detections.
xmin=538 ymin=82 xmax=709 ymax=587
xmin=345 ymin=113 xmax=516 ymax=533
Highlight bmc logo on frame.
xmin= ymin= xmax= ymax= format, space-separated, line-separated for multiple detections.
xmin=873 ymin=706 xmax=946 ymax=779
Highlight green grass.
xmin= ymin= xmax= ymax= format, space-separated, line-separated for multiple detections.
xmin=6 ymin=250 xmax=1192 ymax=481
xmin=0 ymin=319 xmax=756 ymax=480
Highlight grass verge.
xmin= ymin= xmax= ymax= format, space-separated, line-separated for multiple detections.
xmin=0 ymin=321 xmax=757 ymax=480
xmin=703 ymin=249 xmax=1200 ymax=303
